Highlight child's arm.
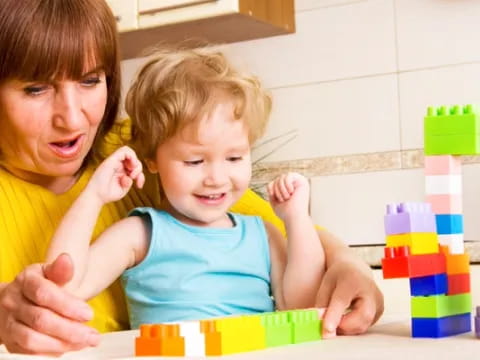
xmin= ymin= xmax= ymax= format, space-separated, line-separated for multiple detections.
xmin=46 ymin=146 xmax=147 ymax=299
xmin=266 ymin=172 xmax=325 ymax=310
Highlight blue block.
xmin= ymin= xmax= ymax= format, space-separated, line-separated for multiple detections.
xmin=435 ymin=214 xmax=463 ymax=234
xmin=412 ymin=313 xmax=471 ymax=338
xmin=409 ymin=273 xmax=447 ymax=296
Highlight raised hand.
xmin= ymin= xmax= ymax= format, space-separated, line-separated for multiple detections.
xmin=267 ymin=172 xmax=310 ymax=222
xmin=87 ymin=146 xmax=145 ymax=204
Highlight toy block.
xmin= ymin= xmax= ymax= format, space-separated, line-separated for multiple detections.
xmin=412 ymin=312 xmax=472 ymax=338
xmin=382 ymin=247 xmax=446 ymax=279
xmin=261 ymin=312 xmax=293 ymax=347
xmin=425 ymin=175 xmax=462 ymax=195
xmin=135 ymin=324 xmax=162 ymax=356
xmin=386 ymin=232 xmax=439 ymax=255
xmin=200 ymin=320 xmax=222 ymax=356
xmin=424 ymin=155 xmax=462 ymax=175
xmin=440 ymin=247 xmax=470 ymax=275
xmin=475 ymin=306 xmax=480 ymax=338
xmin=288 ymin=309 xmax=322 ymax=344
xmin=384 ymin=202 xmax=436 ymax=235
xmin=435 ymin=214 xmax=463 ymax=234
xmin=424 ymin=104 xmax=480 ymax=155
xmin=426 ymin=194 xmax=462 ymax=214
xmin=438 ymin=234 xmax=464 ymax=254
xmin=159 ymin=324 xmax=185 ymax=356
xmin=447 ymin=273 xmax=470 ymax=295
xmin=411 ymin=293 xmax=471 ymax=318
xmin=214 ymin=315 xmax=265 ymax=354
xmin=241 ymin=315 xmax=266 ymax=351
xmin=409 ymin=273 xmax=447 ymax=296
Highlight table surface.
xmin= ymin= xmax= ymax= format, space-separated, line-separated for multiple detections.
xmin=1 ymin=314 xmax=479 ymax=360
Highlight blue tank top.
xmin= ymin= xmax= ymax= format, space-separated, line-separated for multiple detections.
xmin=121 ymin=208 xmax=274 ymax=328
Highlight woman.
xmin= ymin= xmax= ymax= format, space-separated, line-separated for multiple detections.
xmin=0 ymin=0 xmax=383 ymax=355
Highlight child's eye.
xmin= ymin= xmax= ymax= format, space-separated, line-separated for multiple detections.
xmin=227 ymin=156 xmax=243 ymax=162
xmin=184 ymin=159 xmax=203 ymax=166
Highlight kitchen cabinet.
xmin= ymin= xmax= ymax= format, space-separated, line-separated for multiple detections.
xmin=106 ymin=0 xmax=295 ymax=59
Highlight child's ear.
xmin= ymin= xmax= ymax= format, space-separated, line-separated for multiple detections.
xmin=145 ymin=158 xmax=158 ymax=174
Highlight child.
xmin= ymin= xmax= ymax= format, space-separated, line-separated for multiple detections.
xmin=46 ymin=46 xmax=325 ymax=329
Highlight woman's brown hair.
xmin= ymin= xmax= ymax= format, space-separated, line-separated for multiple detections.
xmin=0 ymin=0 xmax=121 ymax=159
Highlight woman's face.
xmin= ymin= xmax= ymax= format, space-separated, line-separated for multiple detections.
xmin=0 ymin=69 xmax=107 ymax=190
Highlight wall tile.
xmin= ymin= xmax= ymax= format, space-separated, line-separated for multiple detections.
xmin=310 ymin=169 xmax=424 ymax=245
xmin=399 ymin=63 xmax=480 ymax=149
xmin=256 ymin=74 xmax=400 ymax=160
xmin=396 ymin=0 xmax=480 ymax=70
xmin=224 ymin=0 xmax=396 ymax=88
xmin=462 ymin=164 xmax=480 ymax=241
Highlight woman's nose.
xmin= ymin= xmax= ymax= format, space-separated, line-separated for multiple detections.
xmin=52 ymin=84 xmax=84 ymax=130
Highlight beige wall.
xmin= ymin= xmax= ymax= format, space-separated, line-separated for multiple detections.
xmin=121 ymin=0 xmax=480 ymax=246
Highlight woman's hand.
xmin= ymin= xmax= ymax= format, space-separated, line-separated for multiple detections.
xmin=315 ymin=251 xmax=384 ymax=338
xmin=0 ymin=255 xmax=100 ymax=355
xmin=267 ymin=172 xmax=310 ymax=222
xmin=87 ymin=146 xmax=145 ymax=205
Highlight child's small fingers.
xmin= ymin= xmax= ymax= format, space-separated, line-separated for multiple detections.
xmin=120 ymin=175 xmax=133 ymax=189
xmin=278 ymin=175 xmax=291 ymax=200
xmin=136 ymin=172 xmax=145 ymax=189
xmin=284 ymin=173 xmax=295 ymax=194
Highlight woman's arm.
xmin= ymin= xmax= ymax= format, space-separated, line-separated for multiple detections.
xmin=232 ymin=184 xmax=384 ymax=337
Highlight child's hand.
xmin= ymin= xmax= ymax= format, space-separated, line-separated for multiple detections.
xmin=267 ymin=172 xmax=310 ymax=221
xmin=87 ymin=146 xmax=145 ymax=204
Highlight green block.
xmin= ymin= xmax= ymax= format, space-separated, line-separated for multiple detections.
xmin=411 ymin=293 xmax=471 ymax=318
xmin=424 ymin=104 xmax=480 ymax=155
xmin=287 ymin=310 xmax=322 ymax=344
xmin=261 ymin=312 xmax=292 ymax=347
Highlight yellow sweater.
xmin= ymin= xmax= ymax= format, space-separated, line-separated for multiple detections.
xmin=0 ymin=122 xmax=285 ymax=332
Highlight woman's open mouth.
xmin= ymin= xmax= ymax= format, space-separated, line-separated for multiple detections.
xmin=48 ymin=135 xmax=85 ymax=159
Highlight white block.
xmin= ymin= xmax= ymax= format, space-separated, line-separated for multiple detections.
xmin=425 ymin=175 xmax=462 ymax=195
xmin=184 ymin=334 xmax=206 ymax=357
xmin=179 ymin=321 xmax=202 ymax=336
xmin=438 ymin=234 xmax=465 ymax=254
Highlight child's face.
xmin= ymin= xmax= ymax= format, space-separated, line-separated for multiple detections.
xmin=148 ymin=101 xmax=252 ymax=227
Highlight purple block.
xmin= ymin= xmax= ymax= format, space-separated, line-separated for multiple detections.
xmin=384 ymin=202 xmax=437 ymax=235
xmin=475 ymin=306 xmax=480 ymax=338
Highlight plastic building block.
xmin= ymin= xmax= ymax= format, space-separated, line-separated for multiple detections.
xmin=179 ymin=321 xmax=205 ymax=356
xmin=425 ymin=175 xmax=462 ymax=195
xmin=411 ymin=312 xmax=472 ymax=338
xmin=447 ymin=273 xmax=470 ymax=295
xmin=200 ymin=320 xmax=222 ymax=356
xmin=135 ymin=324 xmax=162 ymax=356
xmin=409 ymin=273 xmax=447 ymax=296
xmin=382 ymin=247 xmax=446 ymax=279
xmin=438 ymin=234 xmax=464 ymax=254
xmin=426 ymin=194 xmax=462 ymax=214
xmin=435 ymin=214 xmax=463 ymax=234
xmin=288 ymin=310 xmax=322 ymax=344
xmin=384 ymin=203 xmax=436 ymax=235
xmin=386 ymin=232 xmax=439 ymax=255
xmin=261 ymin=312 xmax=293 ymax=347
xmin=424 ymin=155 xmax=462 ymax=175
xmin=475 ymin=306 xmax=480 ymax=338
xmin=411 ymin=293 xmax=471 ymax=318
xmin=440 ymin=247 xmax=470 ymax=275
xmin=424 ymin=104 xmax=480 ymax=155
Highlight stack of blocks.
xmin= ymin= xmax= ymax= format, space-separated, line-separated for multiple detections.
xmin=382 ymin=104 xmax=478 ymax=338
xmin=135 ymin=309 xmax=322 ymax=357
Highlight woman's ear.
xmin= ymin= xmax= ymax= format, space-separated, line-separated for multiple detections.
xmin=145 ymin=158 xmax=158 ymax=174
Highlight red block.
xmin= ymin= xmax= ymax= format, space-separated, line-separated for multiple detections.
xmin=382 ymin=246 xmax=446 ymax=279
xmin=447 ymin=273 xmax=470 ymax=295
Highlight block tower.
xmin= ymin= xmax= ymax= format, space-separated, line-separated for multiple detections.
xmin=382 ymin=104 xmax=478 ymax=337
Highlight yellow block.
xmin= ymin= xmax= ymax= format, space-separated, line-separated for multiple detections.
xmin=386 ymin=232 xmax=439 ymax=255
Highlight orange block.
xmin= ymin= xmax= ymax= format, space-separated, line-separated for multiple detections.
xmin=440 ymin=246 xmax=470 ymax=275
xmin=135 ymin=324 xmax=162 ymax=356
xmin=201 ymin=320 xmax=222 ymax=356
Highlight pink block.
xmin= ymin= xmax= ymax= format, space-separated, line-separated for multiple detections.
xmin=426 ymin=194 xmax=463 ymax=214
xmin=424 ymin=155 xmax=462 ymax=175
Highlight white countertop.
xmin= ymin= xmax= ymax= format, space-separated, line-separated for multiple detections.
xmin=2 ymin=269 xmax=479 ymax=359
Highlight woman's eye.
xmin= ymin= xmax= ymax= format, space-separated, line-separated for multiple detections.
xmin=23 ymin=85 xmax=48 ymax=96
xmin=184 ymin=160 xmax=203 ymax=166
xmin=81 ymin=76 xmax=102 ymax=86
